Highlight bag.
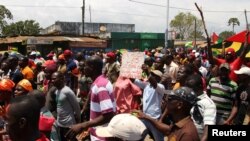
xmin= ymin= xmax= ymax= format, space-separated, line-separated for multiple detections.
xmin=39 ymin=114 xmax=55 ymax=131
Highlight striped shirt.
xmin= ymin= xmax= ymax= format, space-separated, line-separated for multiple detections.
xmin=89 ymin=75 xmax=116 ymax=141
xmin=191 ymin=93 xmax=216 ymax=138
xmin=207 ymin=77 xmax=238 ymax=124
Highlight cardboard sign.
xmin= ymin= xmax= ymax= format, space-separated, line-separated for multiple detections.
xmin=120 ymin=52 xmax=144 ymax=79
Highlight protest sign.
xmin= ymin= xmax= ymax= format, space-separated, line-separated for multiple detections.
xmin=120 ymin=52 xmax=144 ymax=79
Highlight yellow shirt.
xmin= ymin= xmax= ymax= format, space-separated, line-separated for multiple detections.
xmin=21 ymin=66 xmax=34 ymax=80
xmin=173 ymin=82 xmax=180 ymax=90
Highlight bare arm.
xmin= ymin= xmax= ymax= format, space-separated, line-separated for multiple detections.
xmin=201 ymin=125 xmax=208 ymax=141
xmin=224 ymin=100 xmax=238 ymax=125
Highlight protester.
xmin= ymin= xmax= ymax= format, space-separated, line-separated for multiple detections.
xmin=186 ymin=74 xmax=216 ymax=141
xmin=207 ymin=63 xmax=238 ymax=125
xmin=4 ymin=95 xmax=49 ymax=141
xmin=66 ymin=56 xmax=116 ymax=141
xmin=133 ymin=70 xmax=165 ymax=141
xmin=14 ymin=79 xmax=33 ymax=97
xmin=95 ymin=113 xmax=147 ymax=141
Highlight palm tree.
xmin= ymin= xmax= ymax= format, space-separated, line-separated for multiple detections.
xmin=228 ymin=18 xmax=240 ymax=33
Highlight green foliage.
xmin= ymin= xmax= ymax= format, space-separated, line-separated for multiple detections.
xmin=219 ymin=30 xmax=235 ymax=40
xmin=228 ymin=18 xmax=240 ymax=32
xmin=2 ymin=20 xmax=41 ymax=36
xmin=170 ymin=12 xmax=203 ymax=40
xmin=0 ymin=5 xmax=13 ymax=34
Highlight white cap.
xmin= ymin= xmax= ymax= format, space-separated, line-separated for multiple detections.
xmin=234 ymin=66 xmax=250 ymax=76
xmin=95 ymin=113 xmax=146 ymax=140
xmin=30 ymin=51 xmax=36 ymax=55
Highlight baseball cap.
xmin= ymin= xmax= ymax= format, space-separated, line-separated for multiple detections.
xmin=96 ymin=114 xmax=146 ymax=140
xmin=63 ymin=49 xmax=72 ymax=56
xmin=234 ymin=66 xmax=250 ymax=76
xmin=226 ymin=48 xmax=236 ymax=56
xmin=166 ymin=87 xmax=197 ymax=105
xmin=106 ymin=52 xmax=116 ymax=59
xmin=151 ymin=70 xmax=163 ymax=78
xmin=30 ymin=51 xmax=36 ymax=56
xmin=219 ymin=63 xmax=230 ymax=70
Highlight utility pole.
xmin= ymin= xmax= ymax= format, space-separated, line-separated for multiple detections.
xmin=194 ymin=18 xmax=196 ymax=49
xmin=82 ymin=0 xmax=85 ymax=35
xmin=165 ymin=0 xmax=170 ymax=48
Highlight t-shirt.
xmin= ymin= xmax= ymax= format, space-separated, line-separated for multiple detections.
xmin=21 ymin=66 xmax=34 ymax=80
xmin=190 ymin=93 xmax=216 ymax=138
xmin=168 ymin=116 xmax=199 ymax=141
xmin=89 ymin=75 xmax=116 ymax=141
xmin=55 ymin=86 xmax=81 ymax=127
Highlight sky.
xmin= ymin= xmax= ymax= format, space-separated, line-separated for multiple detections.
xmin=1 ymin=0 xmax=250 ymax=35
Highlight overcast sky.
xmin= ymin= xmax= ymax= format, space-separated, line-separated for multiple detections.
xmin=1 ymin=0 xmax=250 ymax=35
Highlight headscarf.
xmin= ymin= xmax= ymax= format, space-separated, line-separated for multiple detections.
xmin=0 ymin=79 xmax=15 ymax=92
xmin=17 ymin=79 xmax=33 ymax=92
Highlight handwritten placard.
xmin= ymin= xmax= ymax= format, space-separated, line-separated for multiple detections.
xmin=120 ymin=52 xmax=144 ymax=79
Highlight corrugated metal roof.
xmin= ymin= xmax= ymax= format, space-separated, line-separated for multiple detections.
xmin=0 ymin=36 xmax=105 ymax=44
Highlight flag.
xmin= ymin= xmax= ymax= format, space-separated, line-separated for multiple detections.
xmin=212 ymin=32 xmax=223 ymax=44
xmin=226 ymin=30 xmax=250 ymax=43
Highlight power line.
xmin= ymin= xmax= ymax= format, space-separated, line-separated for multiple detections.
xmin=129 ymin=0 xmax=248 ymax=13
xmin=4 ymin=3 xmax=249 ymax=13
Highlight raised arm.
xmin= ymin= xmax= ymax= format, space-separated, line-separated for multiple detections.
xmin=239 ymin=31 xmax=250 ymax=59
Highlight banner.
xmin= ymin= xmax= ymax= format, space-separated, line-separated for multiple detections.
xmin=119 ymin=52 xmax=144 ymax=79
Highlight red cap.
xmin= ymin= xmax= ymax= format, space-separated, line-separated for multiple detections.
xmin=64 ymin=49 xmax=72 ymax=56
xmin=226 ymin=48 xmax=235 ymax=56
xmin=106 ymin=52 xmax=116 ymax=59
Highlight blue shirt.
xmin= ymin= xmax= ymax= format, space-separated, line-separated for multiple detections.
xmin=134 ymin=79 xmax=164 ymax=119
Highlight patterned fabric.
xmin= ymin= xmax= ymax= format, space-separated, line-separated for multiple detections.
xmin=89 ymin=75 xmax=116 ymax=141
xmin=190 ymin=93 xmax=216 ymax=138
xmin=207 ymin=77 xmax=238 ymax=124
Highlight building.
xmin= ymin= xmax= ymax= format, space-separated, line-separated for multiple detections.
xmin=41 ymin=21 xmax=135 ymax=38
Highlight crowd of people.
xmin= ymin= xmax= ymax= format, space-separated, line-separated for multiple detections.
xmin=0 ymin=33 xmax=249 ymax=141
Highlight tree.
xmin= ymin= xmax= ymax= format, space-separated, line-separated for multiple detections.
xmin=170 ymin=12 xmax=203 ymax=40
xmin=0 ymin=5 xmax=13 ymax=34
xmin=228 ymin=18 xmax=240 ymax=33
xmin=219 ymin=31 xmax=235 ymax=40
xmin=2 ymin=20 xmax=41 ymax=36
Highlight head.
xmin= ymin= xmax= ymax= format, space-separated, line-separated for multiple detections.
xmin=160 ymin=73 xmax=172 ymax=90
xmin=18 ymin=57 xmax=29 ymax=68
xmin=0 ymin=79 xmax=15 ymax=101
xmin=78 ymin=60 xmax=85 ymax=72
xmin=76 ymin=52 xmax=83 ymax=61
xmin=106 ymin=52 xmax=116 ymax=63
xmin=150 ymin=70 xmax=163 ymax=83
xmin=234 ymin=66 xmax=250 ymax=83
xmin=51 ymin=72 xmax=65 ymax=89
xmin=63 ymin=49 xmax=72 ymax=61
xmin=15 ymin=79 xmax=33 ymax=97
xmin=85 ymin=56 xmax=103 ymax=78
xmin=44 ymin=64 xmax=57 ymax=80
xmin=1 ymin=60 xmax=9 ymax=72
xmin=176 ymin=64 xmax=194 ymax=83
xmin=193 ymin=58 xmax=202 ymax=69
xmin=154 ymin=57 xmax=164 ymax=71
xmin=7 ymin=56 xmax=19 ymax=70
xmin=165 ymin=87 xmax=197 ymax=120
xmin=57 ymin=54 xmax=65 ymax=65
xmin=164 ymin=54 xmax=174 ymax=66
xmin=144 ymin=57 xmax=153 ymax=67
xmin=95 ymin=113 xmax=146 ymax=141
xmin=218 ymin=63 xmax=230 ymax=81
xmin=225 ymin=48 xmax=236 ymax=62
xmin=28 ymin=90 xmax=46 ymax=109
xmin=185 ymin=74 xmax=203 ymax=95
xmin=5 ymin=95 xmax=41 ymax=141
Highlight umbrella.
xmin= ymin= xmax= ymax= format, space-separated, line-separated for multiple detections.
xmin=226 ymin=30 xmax=250 ymax=43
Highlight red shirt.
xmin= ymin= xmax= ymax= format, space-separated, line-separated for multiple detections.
xmin=36 ymin=133 xmax=49 ymax=141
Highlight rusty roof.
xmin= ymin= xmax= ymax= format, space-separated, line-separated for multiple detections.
xmin=0 ymin=36 xmax=105 ymax=44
